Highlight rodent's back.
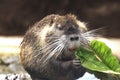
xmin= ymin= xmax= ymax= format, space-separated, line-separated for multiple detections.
xmin=20 ymin=14 xmax=87 ymax=80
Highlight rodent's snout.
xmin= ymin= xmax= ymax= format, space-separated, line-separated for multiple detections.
xmin=69 ymin=35 xmax=79 ymax=41
xmin=67 ymin=34 xmax=80 ymax=51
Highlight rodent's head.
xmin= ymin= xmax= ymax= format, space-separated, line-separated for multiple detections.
xmin=37 ymin=14 xmax=90 ymax=61
xmin=39 ymin=14 xmax=88 ymax=49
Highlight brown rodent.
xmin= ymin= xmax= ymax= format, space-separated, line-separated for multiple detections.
xmin=20 ymin=14 xmax=90 ymax=80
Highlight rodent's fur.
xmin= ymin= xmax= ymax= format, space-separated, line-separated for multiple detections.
xmin=20 ymin=14 xmax=89 ymax=80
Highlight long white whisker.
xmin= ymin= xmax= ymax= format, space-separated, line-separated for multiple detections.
xmin=83 ymin=28 xmax=104 ymax=37
xmin=43 ymin=41 xmax=63 ymax=63
xmin=38 ymin=41 xmax=59 ymax=58
xmin=54 ymin=39 xmax=67 ymax=59
xmin=43 ymin=37 xmax=67 ymax=63
xmin=34 ymin=35 xmax=67 ymax=64
xmin=34 ymin=39 xmax=61 ymax=58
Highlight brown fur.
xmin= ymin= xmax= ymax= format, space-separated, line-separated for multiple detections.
xmin=20 ymin=14 xmax=87 ymax=80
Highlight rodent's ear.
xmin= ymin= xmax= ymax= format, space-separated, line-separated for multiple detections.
xmin=50 ymin=19 xmax=54 ymax=26
xmin=49 ymin=14 xmax=58 ymax=26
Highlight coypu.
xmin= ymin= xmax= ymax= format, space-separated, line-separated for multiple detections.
xmin=20 ymin=14 xmax=92 ymax=80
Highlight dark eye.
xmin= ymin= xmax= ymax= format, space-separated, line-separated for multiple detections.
xmin=56 ymin=24 xmax=63 ymax=30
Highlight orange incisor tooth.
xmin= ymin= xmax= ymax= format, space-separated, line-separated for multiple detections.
xmin=69 ymin=46 xmax=77 ymax=51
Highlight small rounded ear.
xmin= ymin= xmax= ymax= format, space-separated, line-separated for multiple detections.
xmin=49 ymin=14 xmax=59 ymax=26
xmin=50 ymin=19 xmax=54 ymax=26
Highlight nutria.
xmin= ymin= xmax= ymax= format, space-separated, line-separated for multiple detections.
xmin=20 ymin=14 xmax=91 ymax=80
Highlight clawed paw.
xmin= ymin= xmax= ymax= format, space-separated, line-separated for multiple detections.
xmin=72 ymin=58 xmax=82 ymax=68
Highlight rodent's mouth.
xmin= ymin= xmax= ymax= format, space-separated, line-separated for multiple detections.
xmin=68 ymin=46 xmax=78 ymax=51
xmin=67 ymin=40 xmax=80 ymax=51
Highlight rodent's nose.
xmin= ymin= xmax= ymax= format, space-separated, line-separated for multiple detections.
xmin=70 ymin=36 xmax=79 ymax=41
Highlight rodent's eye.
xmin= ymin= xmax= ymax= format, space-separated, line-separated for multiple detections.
xmin=56 ymin=24 xmax=63 ymax=30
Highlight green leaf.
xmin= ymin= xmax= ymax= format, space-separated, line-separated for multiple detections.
xmin=90 ymin=40 xmax=120 ymax=73
xmin=75 ymin=40 xmax=120 ymax=75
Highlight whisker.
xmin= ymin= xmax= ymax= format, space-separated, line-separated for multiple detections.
xmin=54 ymin=39 xmax=67 ymax=59
xmin=33 ymin=39 xmax=61 ymax=58
xmin=78 ymin=35 xmax=90 ymax=49
xmin=38 ymin=39 xmax=64 ymax=62
xmin=82 ymin=28 xmax=104 ymax=37
xmin=43 ymin=41 xmax=64 ymax=63
xmin=43 ymin=37 xmax=67 ymax=63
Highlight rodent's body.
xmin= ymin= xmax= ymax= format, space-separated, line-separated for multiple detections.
xmin=20 ymin=14 xmax=89 ymax=80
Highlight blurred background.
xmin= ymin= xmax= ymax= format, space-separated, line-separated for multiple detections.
xmin=0 ymin=0 xmax=120 ymax=79
xmin=0 ymin=0 xmax=120 ymax=37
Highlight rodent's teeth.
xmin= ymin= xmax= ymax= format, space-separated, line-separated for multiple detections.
xmin=69 ymin=46 xmax=77 ymax=51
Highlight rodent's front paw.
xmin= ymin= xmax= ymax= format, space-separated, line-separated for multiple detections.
xmin=72 ymin=58 xmax=82 ymax=69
